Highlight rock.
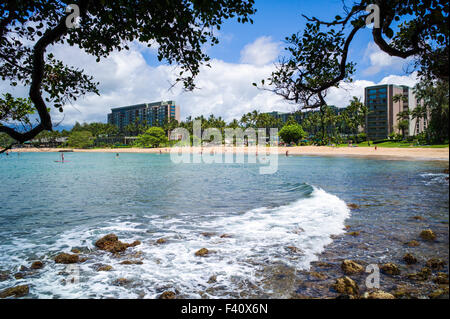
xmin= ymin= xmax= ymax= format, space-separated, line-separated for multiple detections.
xmin=429 ymin=288 xmax=449 ymax=299
xmin=443 ymin=168 xmax=449 ymax=174
xmin=0 ymin=271 xmax=10 ymax=282
xmin=155 ymin=238 xmax=167 ymax=244
xmin=392 ymin=287 xmax=419 ymax=299
xmin=347 ymin=203 xmax=359 ymax=209
xmin=286 ymin=246 xmax=302 ymax=254
xmin=195 ymin=248 xmax=210 ymax=257
xmin=310 ymin=271 xmax=327 ymax=280
xmin=113 ymin=278 xmax=132 ymax=286
xmin=220 ymin=234 xmax=232 ymax=238
xmin=19 ymin=265 xmax=28 ymax=272
xmin=207 ymin=275 xmax=217 ymax=284
xmin=380 ymin=263 xmax=401 ymax=276
xmin=95 ymin=234 xmax=140 ymax=253
xmin=70 ymin=248 xmax=81 ymax=254
xmin=412 ymin=216 xmax=424 ymax=221
xmin=433 ymin=272 xmax=449 ymax=284
xmin=201 ymin=232 xmax=216 ymax=238
xmin=425 ymin=258 xmax=445 ymax=270
xmin=332 ymin=276 xmax=359 ymax=296
xmin=403 ymin=253 xmax=417 ymax=265
xmin=345 ymin=225 xmax=351 ymax=230
xmin=54 ymin=253 xmax=79 ymax=264
xmin=0 ymin=285 xmax=29 ymax=298
xmin=30 ymin=261 xmax=44 ymax=269
xmin=407 ymin=267 xmax=431 ymax=281
xmin=363 ymin=290 xmax=395 ymax=299
xmin=120 ymin=260 xmax=143 ymax=265
xmin=14 ymin=273 xmax=24 ymax=280
xmin=97 ymin=265 xmax=113 ymax=271
xmin=159 ymin=291 xmax=176 ymax=299
xmin=79 ymin=257 xmax=88 ymax=263
xmin=406 ymin=240 xmax=420 ymax=247
xmin=420 ymin=229 xmax=436 ymax=241
xmin=341 ymin=260 xmax=364 ymax=275
xmin=346 ymin=231 xmax=360 ymax=237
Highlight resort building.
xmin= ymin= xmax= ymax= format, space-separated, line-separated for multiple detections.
xmin=107 ymin=101 xmax=180 ymax=131
xmin=364 ymin=84 xmax=425 ymax=140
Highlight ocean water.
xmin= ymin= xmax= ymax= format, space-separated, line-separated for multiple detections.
xmin=0 ymin=152 xmax=448 ymax=298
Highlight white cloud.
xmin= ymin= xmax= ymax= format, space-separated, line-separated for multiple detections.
xmin=326 ymin=72 xmax=420 ymax=108
xmin=0 ymin=38 xmax=421 ymax=128
xmin=362 ymin=42 xmax=413 ymax=76
xmin=240 ymin=36 xmax=281 ymax=66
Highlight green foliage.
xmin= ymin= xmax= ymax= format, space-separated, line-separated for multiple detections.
xmin=0 ymin=133 xmax=15 ymax=148
xmin=0 ymin=93 xmax=35 ymax=126
xmin=414 ymin=79 xmax=449 ymax=143
xmin=134 ymin=127 xmax=168 ymax=148
xmin=67 ymin=131 xmax=94 ymax=149
xmin=0 ymin=0 xmax=256 ymax=142
xmin=279 ymin=124 xmax=306 ymax=144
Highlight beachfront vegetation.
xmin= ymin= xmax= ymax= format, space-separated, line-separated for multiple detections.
xmin=0 ymin=0 xmax=256 ymax=150
xmin=134 ymin=127 xmax=168 ymax=148
xmin=67 ymin=131 xmax=93 ymax=149
xmin=279 ymin=124 xmax=306 ymax=145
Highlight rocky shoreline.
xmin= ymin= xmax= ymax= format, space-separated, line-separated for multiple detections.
xmin=1 ymin=222 xmax=448 ymax=299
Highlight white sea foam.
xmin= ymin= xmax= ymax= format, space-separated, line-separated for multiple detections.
xmin=0 ymin=187 xmax=350 ymax=298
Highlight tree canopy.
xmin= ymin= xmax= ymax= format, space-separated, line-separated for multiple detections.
xmin=257 ymin=0 xmax=448 ymax=112
xmin=0 ymin=0 xmax=256 ymax=150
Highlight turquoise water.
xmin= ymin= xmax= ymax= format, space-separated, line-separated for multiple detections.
xmin=0 ymin=152 xmax=448 ymax=298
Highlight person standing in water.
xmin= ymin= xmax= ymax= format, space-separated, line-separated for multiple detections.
xmin=116 ymin=153 xmax=119 ymax=158
xmin=61 ymin=153 xmax=65 ymax=162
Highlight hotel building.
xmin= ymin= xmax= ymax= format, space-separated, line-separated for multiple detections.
xmin=364 ymin=84 xmax=425 ymax=140
xmin=107 ymin=101 xmax=180 ymax=131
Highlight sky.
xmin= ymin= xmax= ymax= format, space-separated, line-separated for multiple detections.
xmin=2 ymin=0 xmax=420 ymax=128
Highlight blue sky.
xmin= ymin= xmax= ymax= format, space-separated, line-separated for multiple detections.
xmin=1 ymin=0 xmax=419 ymax=126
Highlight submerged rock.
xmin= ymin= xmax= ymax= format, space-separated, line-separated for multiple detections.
xmin=208 ymin=275 xmax=217 ymax=283
xmin=95 ymin=234 xmax=141 ymax=253
xmin=332 ymin=276 xmax=359 ymax=296
xmin=310 ymin=271 xmax=327 ymax=280
xmin=403 ymin=253 xmax=418 ymax=265
xmin=120 ymin=260 xmax=143 ymax=265
xmin=420 ymin=229 xmax=436 ymax=241
xmin=97 ymin=265 xmax=113 ymax=271
xmin=195 ymin=248 xmax=210 ymax=257
xmin=407 ymin=267 xmax=432 ymax=281
xmin=0 ymin=285 xmax=29 ymax=298
xmin=412 ymin=216 xmax=425 ymax=221
xmin=286 ymin=246 xmax=302 ymax=254
xmin=0 ymin=271 xmax=10 ymax=282
xmin=347 ymin=203 xmax=359 ymax=209
xmin=201 ymin=232 xmax=216 ymax=238
xmin=14 ymin=273 xmax=24 ymax=280
xmin=54 ymin=253 xmax=79 ymax=264
xmin=30 ymin=261 xmax=44 ymax=269
xmin=70 ymin=248 xmax=81 ymax=254
xmin=113 ymin=278 xmax=131 ymax=286
xmin=155 ymin=238 xmax=167 ymax=244
xmin=433 ymin=272 xmax=449 ymax=285
xmin=363 ymin=290 xmax=395 ymax=299
xmin=341 ymin=260 xmax=364 ymax=275
xmin=159 ymin=291 xmax=176 ymax=299
xmin=220 ymin=234 xmax=232 ymax=238
xmin=426 ymin=258 xmax=446 ymax=270
xmin=406 ymin=240 xmax=420 ymax=247
xmin=429 ymin=288 xmax=449 ymax=299
xmin=380 ymin=263 xmax=401 ymax=276
xmin=346 ymin=231 xmax=360 ymax=237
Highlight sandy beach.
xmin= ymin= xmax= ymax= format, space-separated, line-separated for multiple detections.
xmin=8 ymin=146 xmax=449 ymax=161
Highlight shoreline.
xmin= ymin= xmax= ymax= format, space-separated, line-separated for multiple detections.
xmin=7 ymin=146 xmax=450 ymax=161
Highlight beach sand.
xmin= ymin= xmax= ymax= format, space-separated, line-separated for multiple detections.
xmin=8 ymin=146 xmax=449 ymax=161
